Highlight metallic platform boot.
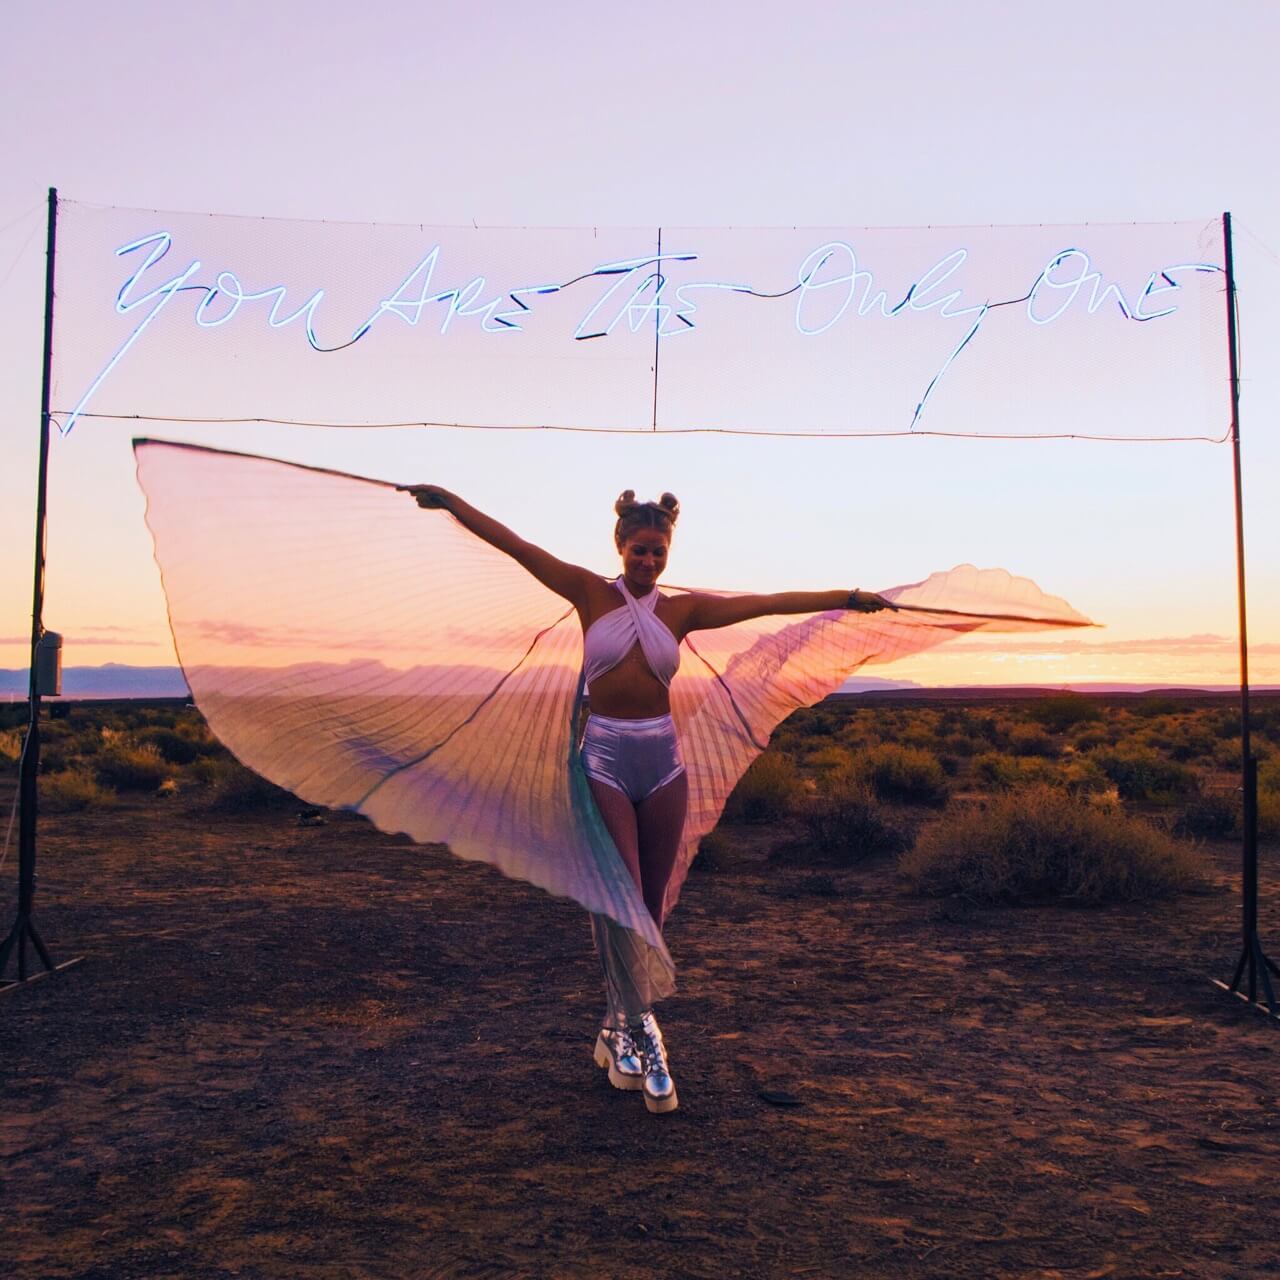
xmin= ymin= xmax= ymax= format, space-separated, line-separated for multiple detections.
xmin=593 ymin=1024 xmax=644 ymax=1091
xmin=630 ymin=1011 xmax=678 ymax=1114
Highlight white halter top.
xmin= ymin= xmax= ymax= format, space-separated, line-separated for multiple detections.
xmin=583 ymin=577 xmax=681 ymax=690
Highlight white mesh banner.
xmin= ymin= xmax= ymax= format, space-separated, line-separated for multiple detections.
xmin=51 ymin=203 xmax=1227 ymax=439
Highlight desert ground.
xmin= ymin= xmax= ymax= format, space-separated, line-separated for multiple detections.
xmin=3 ymin=693 xmax=1278 ymax=1279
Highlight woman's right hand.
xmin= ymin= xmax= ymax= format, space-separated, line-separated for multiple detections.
xmin=397 ymin=484 xmax=454 ymax=511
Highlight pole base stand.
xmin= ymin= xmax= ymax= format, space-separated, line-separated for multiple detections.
xmin=1213 ymin=933 xmax=1280 ymax=1024
xmin=1211 ymin=978 xmax=1280 ymax=1024
xmin=0 ymin=953 xmax=84 ymax=998
xmin=0 ymin=911 xmax=83 ymax=996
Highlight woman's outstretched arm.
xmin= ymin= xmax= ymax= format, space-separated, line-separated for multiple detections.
xmin=681 ymin=588 xmax=896 ymax=633
xmin=398 ymin=485 xmax=595 ymax=607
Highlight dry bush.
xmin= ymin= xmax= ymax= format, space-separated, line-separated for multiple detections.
xmin=1006 ymin=723 xmax=1058 ymax=758
xmin=1259 ymin=790 xmax=1280 ymax=839
xmin=1258 ymin=759 xmax=1280 ymax=839
xmin=197 ymin=757 xmax=296 ymax=812
xmin=801 ymin=771 xmax=906 ymax=862
xmin=900 ymin=784 xmax=1213 ymax=905
xmin=855 ymin=743 xmax=949 ymax=807
xmin=41 ymin=770 xmax=119 ymax=813
xmin=0 ymin=728 xmax=22 ymax=769
xmin=1070 ymin=726 xmax=1111 ymax=753
xmin=1027 ymin=694 xmax=1103 ymax=733
xmin=694 ymin=829 xmax=732 ymax=872
xmin=1136 ymin=695 xmax=1187 ymax=718
xmin=1175 ymin=790 xmax=1240 ymax=839
xmin=94 ymin=743 xmax=169 ymax=792
xmin=135 ymin=726 xmax=202 ymax=765
xmin=971 ymin=751 xmax=1054 ymax=789
xmin=722 ymin=751 xmax=803 ymax=823
xmin=1089 ymin=746 xmax=1197 ymax=804
xmin=1058 ymin=756 xmax=1110 ymax=796
xmin=1168 ymin=726 xmax=1217 ymax=763
xmin=807 ymin=745 xmax=854 ymax=773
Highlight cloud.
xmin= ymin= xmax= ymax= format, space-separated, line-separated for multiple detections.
xmin=935 ymin=633 xmax=1280 ymax=657
xmin=0 ymin=635 xmax=161 ymax=647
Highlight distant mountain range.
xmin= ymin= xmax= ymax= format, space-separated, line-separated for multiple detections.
xmin=1 ymin=665 xmax=1276 ymax=701
xmin=0 ymin=665 xmax=191 ymax=699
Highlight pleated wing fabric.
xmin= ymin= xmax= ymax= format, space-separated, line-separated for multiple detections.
xmin=133 ymin=440 xmax=1093 ymax=999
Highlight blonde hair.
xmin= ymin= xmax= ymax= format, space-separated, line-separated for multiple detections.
xmin=613 ymin=489 xmax=679 ymax=547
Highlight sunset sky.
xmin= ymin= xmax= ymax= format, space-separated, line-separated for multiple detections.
xmin=2 ymin=1 xmax=1278 ymax=688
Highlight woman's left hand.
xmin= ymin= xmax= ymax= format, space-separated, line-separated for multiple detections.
xmin=848 ymin=590 xmax=898 ymax=613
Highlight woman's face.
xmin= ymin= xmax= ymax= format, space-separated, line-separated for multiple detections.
xmin=618 ymin=527 xmax=671 ymax=589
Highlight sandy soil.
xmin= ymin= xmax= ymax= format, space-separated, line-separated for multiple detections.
xmin=2 ymin=778 xmax=1278 ymax=1280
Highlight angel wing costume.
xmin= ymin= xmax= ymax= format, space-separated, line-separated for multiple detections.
xmin=133 ymin=440 xmax=1093 ymax=1013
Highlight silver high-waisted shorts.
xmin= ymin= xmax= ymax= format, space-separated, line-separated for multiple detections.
xmin=580 ymin=712 xmax=685 ymax=804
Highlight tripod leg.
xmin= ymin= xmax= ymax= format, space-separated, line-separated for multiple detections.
xmin=1228 ymin=942 xmax=1249 ymax=992
xmin=1252 ymin=938 xmax=1278 ymax=1015
xmin=0 ymin=922 xmax=18 ymax=977
xmin=27 ymin=918 xmax=54 ymax=971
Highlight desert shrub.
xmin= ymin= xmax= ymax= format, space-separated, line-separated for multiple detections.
xmin=1212 ymin=711 xmax=1239 ymax=740
xmin=1027 ymin=694 xmax=1103 ymax=733
xmin=1006 ymin=723 xmax=1058 ymax=758
xmin=1070 ymin=727 xmax=1110 ymax=753
xmin=94 ymin=743 xmax=168 ymax=792
xmin=1136 ymin=695 xmax=1186 ymax=718
xmin=937 ymin=708 xmax=965 ymax=735
xmin=41 ymin=769 xmax=118 ymax=812
xmin=1212 ymin=738 xmax=1243 ymax=769
xmin=1168 ymin=728 xmax=1217 ymax=763
xmin=941 ymin=732 xmax=977 ymax=758
xmin=694 ymin=829 xmax=732 ymax=871
xmin=967 ymin=714 xmax=1007 ymax=750
xmin=0 ymin=728 xmax=23 ymax=769
xmin=722 ymin=751 xmax=803 ymax=823
xmin=801 ymin=772 xmax=906 ymax=862
xmin=1257 ymin=759 xmax=1280 ymax=839
xmin=200 ymin=756 xmax=295 ymax=812
xmin=38 ymin=745 xmax=76 ymax=774
xmin=1175 ymin=790 xmax=1240 ymax=839
xmin=807 ymin=745 xmax=855 ymax=773
xmin=1058 ymin=756 xmax=1110 ymax=796
xmin=971 ymin=751 xmax=1053 ymax=789
xmin=1259 ymin=789 xmax=1280 ymax=839
xmin=136 ymin=726 xmax=201 ymax=765
xmin=899 ymin=784 xmax=1213 ymax=905
xmin=855 ymin=744 xmax=948 ymax=807
xmin=1090 ymin=746 xmax=1197 ymax=804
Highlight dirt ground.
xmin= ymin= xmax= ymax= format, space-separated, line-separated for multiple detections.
xmin=2 ymin=777 xmax=1278 ymax=1280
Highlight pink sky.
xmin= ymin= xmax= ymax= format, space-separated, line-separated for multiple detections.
xmin=1 ymin=1 xmax=1278 ymax=686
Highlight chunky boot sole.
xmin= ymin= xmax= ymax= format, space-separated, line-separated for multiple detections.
xmin=593 ymin=1032 xmax=643 ymax=1091
xmin=644 ymin=1086 xmax=679 ymax=1115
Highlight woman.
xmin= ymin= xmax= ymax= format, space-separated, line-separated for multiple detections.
xmin=401 ymin=483 xmax=896 ymax=1114
xmin=133 ymin=439 xmax=1090 ymax=1118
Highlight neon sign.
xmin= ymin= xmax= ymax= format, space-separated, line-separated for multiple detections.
xmin=59 ymin=232 xmax=1221 ymax=434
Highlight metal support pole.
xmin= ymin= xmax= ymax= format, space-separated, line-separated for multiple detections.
xmin=1212 ymin=210 xmax=1278 ymax=1021
xmin=0 ymin=187 xmax=83 ymax=994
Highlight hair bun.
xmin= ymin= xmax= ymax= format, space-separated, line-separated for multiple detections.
xmin=614 ymin=489 xmax=637 ymax=517
xmin=658 ymin=492 xmax=680 ymax=522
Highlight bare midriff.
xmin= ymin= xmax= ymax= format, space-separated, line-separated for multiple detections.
xmin=585 ymin=642 xmax=673 ymax=718
xmin=579 ymin=588 xmax=683 ymax=719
